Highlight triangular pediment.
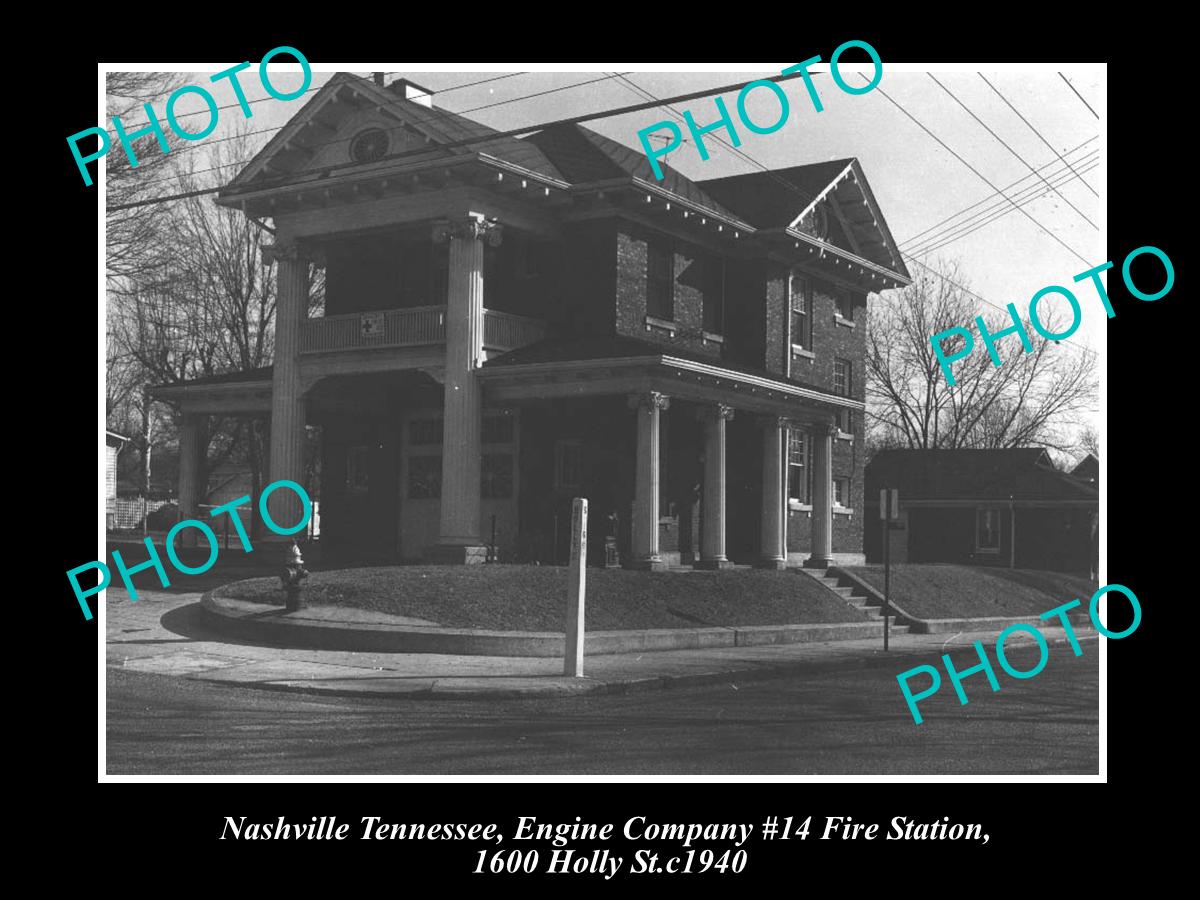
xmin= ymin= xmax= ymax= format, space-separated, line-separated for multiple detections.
xmin=697 ymin=159 xmax=910 ymax=280
xmin=225 ymin=73 xmax=464 ymax=193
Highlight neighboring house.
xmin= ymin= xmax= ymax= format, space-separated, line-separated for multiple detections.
xmin=865 ymin=448 xmax=1098 ymax=574
xmin=1071 ymin=452 xmax=1099 ymax=487
xmin=152 ymin=73 xmax=910 ymax=567
xmin=105 ymin=431 xmax=129 ymax=527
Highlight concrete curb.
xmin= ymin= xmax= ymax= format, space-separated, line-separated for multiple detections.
xmin=200 ymin=589 xmax=894 ymax=657
xmin=185 ymin=632 xmax=1101 ymax=701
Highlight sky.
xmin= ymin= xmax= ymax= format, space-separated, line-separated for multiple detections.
xmin=122 ymin=62 xmax=1105 ymax=413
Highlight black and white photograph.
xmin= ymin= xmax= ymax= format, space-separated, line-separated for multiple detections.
xmin=93 ymin=60 xmax=1111 ymax=778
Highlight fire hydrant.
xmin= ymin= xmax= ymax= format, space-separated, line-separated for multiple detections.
xmin=279 ymin=541 xmax=309 ymax=612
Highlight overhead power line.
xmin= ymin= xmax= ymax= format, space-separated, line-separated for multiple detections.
xmin=912 ymin=157 xmax=1099 ymax=257
xmin=106 ymin=67 xmax=838 ymax=213
xmin=928 ymin=73 xmax=1097 ymax=230
xmin=978 ymin=74 xmax=1098 ymax=198
xmin=1058 ymin=73 xmax=1100 ymax=119
xmin=109 ymin=72 xmax=636 ymax=199
xmin=864 ymin=72 xmax=1099 ymax=270
xmin=906 ymin=150 xmax=1099 ymax=256
xmin=613 ymin=73 xmax=1099 ymax=360
xmin=109 ymin=71 xmax=561 ymax=191
xmin=899 ymin=136 xmax=1097 ymax=247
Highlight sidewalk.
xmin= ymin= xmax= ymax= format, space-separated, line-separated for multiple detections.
xmin=105 ymin=588 xmax=1099 ymax=699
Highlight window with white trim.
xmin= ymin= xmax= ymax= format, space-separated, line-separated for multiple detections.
xmin=833 ymin=476 xmax=850 ymax=508
xmin=976 ymin=507 xmax=1002 ymax=551
xmin=790 ymin=270 xmax=812 ymax=351
xmin=788 ymin=429 xmax=810 ymax=503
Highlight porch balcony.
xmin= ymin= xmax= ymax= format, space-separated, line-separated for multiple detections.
xmin=299 ymin=305 xmax=549 ymax=355
xmin=297 ymin=305 xmax=550 ymax=382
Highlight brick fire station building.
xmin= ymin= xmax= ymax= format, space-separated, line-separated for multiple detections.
xmin=154 ymin=73 xmax=910 ymax=569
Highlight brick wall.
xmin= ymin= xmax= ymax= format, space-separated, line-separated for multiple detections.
xmin=614 ymin=228 xmax=720 ymax=358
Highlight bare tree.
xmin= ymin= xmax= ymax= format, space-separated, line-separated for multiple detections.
xmin=107 ymin=124 xmax=325 ymax=516
xmin=865 ymin=258 xmax=1098 ymax=453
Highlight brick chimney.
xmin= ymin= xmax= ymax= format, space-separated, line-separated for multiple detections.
xmin=387 ymin=77 xmax=434 ymax=107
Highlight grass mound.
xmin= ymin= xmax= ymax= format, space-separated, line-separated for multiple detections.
xmin=221 ymin=565 xmax=868 ymax=631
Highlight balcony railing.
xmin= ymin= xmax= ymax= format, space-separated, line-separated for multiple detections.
xmin=484 ymin=309 xmax=548 ymax=351
xmin=299 ymin=306 xmax=547 ymax=355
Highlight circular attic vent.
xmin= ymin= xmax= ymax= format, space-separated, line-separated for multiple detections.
xmin=350 ymin=128 xmax=389 ymax=163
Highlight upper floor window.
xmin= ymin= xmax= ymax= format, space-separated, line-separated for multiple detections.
xmin=835 ymin=288 xmax=854 ymax=321
xmin=791 ymin=271 xmax=812 ymax=351
xmin=834 ymin=358 xmax=852 ymax=397
xmin=647 ymin=242 xmax=675 ymax=320
xmin=703 ymin=257 xmax=725 ymax=333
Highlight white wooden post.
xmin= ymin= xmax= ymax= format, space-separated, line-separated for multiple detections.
xmin=565 ymin=497 xmax=588 ymax=676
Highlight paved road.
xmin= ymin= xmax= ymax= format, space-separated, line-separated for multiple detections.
xmin=107 ymin=645 xmax=1098 ymax=775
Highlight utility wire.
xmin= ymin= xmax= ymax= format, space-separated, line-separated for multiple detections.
xmin=614 ymin=74 xmax=1098 ymax=360
xmin=862 ymin=73 xmax=1094 ymax=268
xmin=1058 ymin=73 xmax=1100 ymax=119
xmin=116 ymin=72 xmax=632 ymax=194
xmin=928 ymin=74 xmax=1097 ymax=230
xmin=913 ymin=158 xmax=1100 ymax=257
xmin=906 ymin=150 xmax=1099 ymax=255
xmin=899 ymin=136 xmax=1097 ymax=247
xmin=106 ymin=68 xmax=839 ymax=212
xmin=979 ymin=74 xmax=1098 ymax=198
xmin=109 ymin=71 xmax=563 ymax=190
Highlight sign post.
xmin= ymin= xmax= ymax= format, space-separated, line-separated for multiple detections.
xmin=564 ymin=497 xmax=588 ymax=677
xmin=880 ymin=488 xmax=899 ymax=651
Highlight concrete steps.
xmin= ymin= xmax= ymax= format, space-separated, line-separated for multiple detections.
xmin=801 ymin=566 xmax=910 ymax=632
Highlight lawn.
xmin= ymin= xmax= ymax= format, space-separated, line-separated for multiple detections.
xmin=218 ymin=565 xmax=868 ymax=631
xmin=843 ymin=564 xmax=1097 ymax=620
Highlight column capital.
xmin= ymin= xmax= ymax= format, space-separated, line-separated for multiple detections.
xmin=433 ymin=212 xmax=504 ymax=246
xmin=262 ymin=241 xmax=304 ymax=266
xmin=628 ymin=391 xmax=670 ymax=412
xmin=697 ymin=403 xmax=736 ymax=423
xmin=817 ymin=420 xmax=840 ymax=438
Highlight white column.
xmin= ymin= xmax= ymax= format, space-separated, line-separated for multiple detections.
xmin=759 ymin=416 xmax=788 ymax=569
xmin=266 ymin=242 xmax=308 ymax=539
xmin=806 ymin=421 xmax=837 ymax=568
xmin=697 ymin=404 xmax=734 ymax=569
xmin=431 ymin=213 xmax=501 ymax=564
xmin=177 ymin=413 xmax=204 ymax=546
xmin=628 ymin=391 xmax=669 ymax=571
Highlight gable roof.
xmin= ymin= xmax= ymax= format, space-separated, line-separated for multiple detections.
xmin=222 ymin=73 xmax=563 ymax=195
xmin=698 ymin=159 xmax=853 ymax=228
xmin=865 ymin=448 xmax=1098 ymax=502
xmin=697 ymin=158 xmax=908 ymax=277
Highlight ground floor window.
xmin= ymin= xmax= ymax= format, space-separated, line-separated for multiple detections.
xmin=346 ymin=445 xmax=370 ymax=493
xmin=482 ymin=452 xmax=514 ymax=499
xmin=976 ymin=507 xmax=1002 ymax=551
xmin=408 ymin=455 xmax=442 ymax=499
xmin=788 ymin=429 xmax=809 ymax=502
xmin=555 ymin=440 xmax=583 ymax=492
